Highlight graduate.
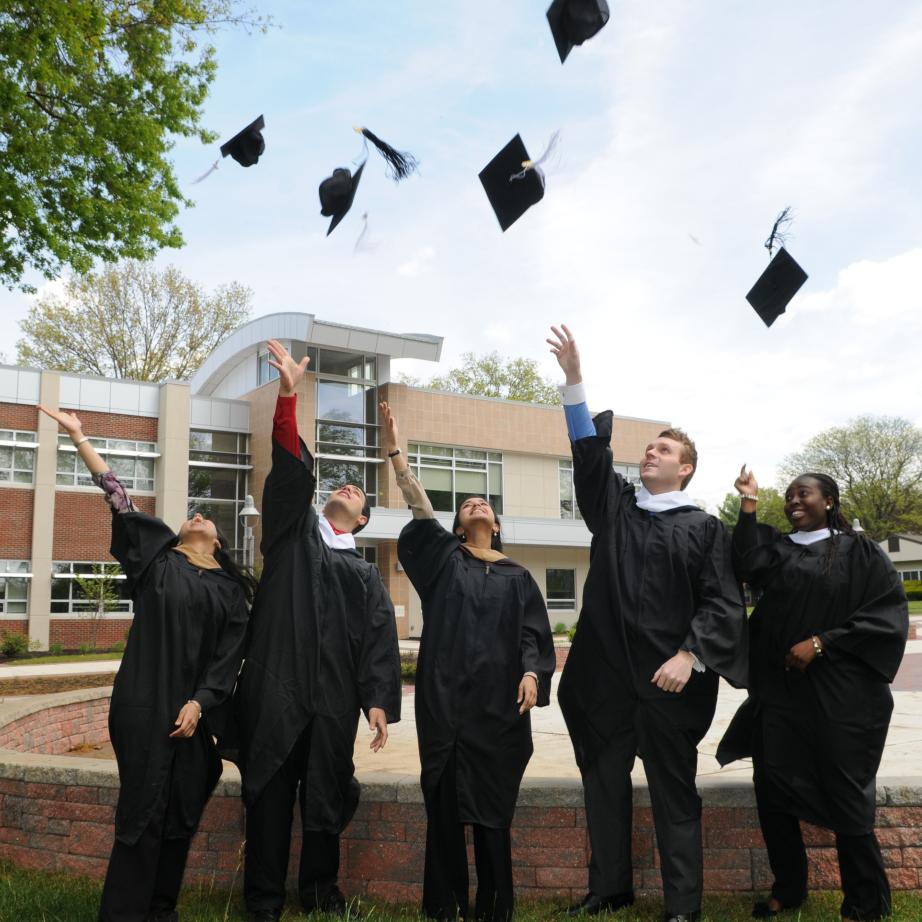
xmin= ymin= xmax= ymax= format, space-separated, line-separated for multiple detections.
xmin=38 ymin=405 xmax=252 ymax=922
xmin=718 ymin=469 xmax=908 ymax=922
xmin=381 ymin=402 xmax=555 ymax=922
xmin=546 ymin=326 xmax=748 ymax=922
xmin=235 ymin=340 xmax=401 ymax=922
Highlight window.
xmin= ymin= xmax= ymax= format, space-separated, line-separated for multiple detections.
xmin=0 ymin=560 xmax=30 ymax=615
xmin=315 ymin=352 xmax=380 ymax=508
xmin=357 ymin=546 xmax=377 ymax=565
xmin=546 ymin=568 xmax=576 ymax=611
xmin=57 ymin=436 xmax=156 ymax=490
xmin=188 ymin=431 xmax=251 ymax=561
xmin=51 ymin=562 xmax=132 ymax=615
xmin=257 ymin=343 xmax=318 ymax=386
xmin=0 ymin=430 xmax=37 ymax=485
xmin=889 ymin=536 xmax=901 ymax=553
xmin=613 ymin=462 xmax=642 ymax=485
xmin=559 ymin=459 xmax=582 ymax=520
xmin=407 ymin=444 xmax=503 ymax=514
xmin=901 ymin=570 xmax=921 ymax=582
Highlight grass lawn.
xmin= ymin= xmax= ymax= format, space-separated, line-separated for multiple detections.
xmin=0 ymin=651 xmax=123 ymax=667
xmin=908 ymin=600 xmax=922 ymax=614
xmin=4 ymin=864 xmax=922 ymax=922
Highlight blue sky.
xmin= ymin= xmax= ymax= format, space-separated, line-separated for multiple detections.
xmin=2 ymin=0 xmax=922 ymax=508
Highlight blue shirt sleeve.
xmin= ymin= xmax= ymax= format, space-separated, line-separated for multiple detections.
xmin=564 ymin=402 xmax=595 ymax=442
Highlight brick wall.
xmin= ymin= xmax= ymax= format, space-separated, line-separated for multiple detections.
xmin=53 ymin=492 xmax=156 ymax=560
xmin=54 ymin=410 xmax=158 ymax=443
xmin=0 ymin=403 xmax=39 ymax=431
xmin=0 ymin=698 xmax=109 ymax=755
xmin=48 ymin=620 xmax=132 ymax=649
xmin=0 ymin=620 xmax=28 ymax=638
xmin=0 ymin=488 xmax=33 ymax=558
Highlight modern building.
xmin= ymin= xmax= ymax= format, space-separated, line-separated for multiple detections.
xmin=0 ymin=313 xmax=668 ymax=649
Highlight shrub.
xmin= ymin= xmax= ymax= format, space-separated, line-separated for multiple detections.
xmin=0 ymin=632 xmax=30 ymax=658
xmin=110 ymin=640 xmax=126 ymax=653
xmin=78 ymin=642 xmax=96 ymax=655
xmin=567 ymin=624 xmax=577 ymax=642
xmin=49 ymin=643 xmax=64 ymax=656
xmin=553 ymin=622 xmax=567 ymax=635
xmin=902 ymin=580 xmax=922 ymax=601
xmin=400 ymin=652 xmax=417 ymax=683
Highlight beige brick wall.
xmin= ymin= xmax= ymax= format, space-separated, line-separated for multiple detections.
xmin=503 ymin=453 xmax=561 ymax=519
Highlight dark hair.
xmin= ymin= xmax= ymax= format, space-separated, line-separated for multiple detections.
xmin=451 ymin=497 xmax=503 ymax=552
xmin=214 ymin=525 xmax=258 ymax=605
xmin=791 ymin=472 xmax=859 ymax=574
xmin=353 ymin=493 xmax=371 ymax=535
xmin=657 ymin=428 xmax=698 ymax=489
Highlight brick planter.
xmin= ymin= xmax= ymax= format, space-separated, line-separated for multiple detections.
xmin=2 ymin=690 xmax=922 ymax=900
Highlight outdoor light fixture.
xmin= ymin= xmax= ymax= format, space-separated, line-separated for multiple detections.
xmin=239 ymin=494 xmax=260 ymax=568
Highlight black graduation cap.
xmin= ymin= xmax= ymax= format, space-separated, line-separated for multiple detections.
xmin=319 ymin=161 xmax=366 ymax=236
xmin=479 ymin=134 xmax=546 ymax=232
xmin=547 ymin=0 xmax=610 ymax=63
xmin=746 ymin=248 xmax=808 ymax=327
xmin=220 ymin=115 xmax=265 ymax=167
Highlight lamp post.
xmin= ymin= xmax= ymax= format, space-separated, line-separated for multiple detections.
xmin=239 ymin=494 xmax=260 ymax=569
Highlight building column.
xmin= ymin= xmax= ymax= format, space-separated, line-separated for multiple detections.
xmin=28 ymin=371 xmax=61 ymax=650
xmin=155 ymin=382 xmax=191 ymax=530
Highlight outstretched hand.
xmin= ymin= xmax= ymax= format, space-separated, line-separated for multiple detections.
xmin=547 ymin=325 xmax=581 ymax=385
xmin=38 ymin=404 xmax=83 ymax=437
xmin=368 ymin=707 xmax=388 ymax=752
xmin=379 ymin=401 xmax=399 ymax=454
xmin=267 ymin=339 xmax=310 ymax=396
xmin=735 ymin=464 xmax=759 ymax=497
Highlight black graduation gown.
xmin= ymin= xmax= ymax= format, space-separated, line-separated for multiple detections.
xmin=717 ymin=512 xmax=908 ymax=834
xmin=557 ymin=411 xmax=748 ymax=772
xmin=108 ymin=511 xmax=249 ymax=846
xmin=398 ymin=517 xmax=556 ymax=829
xmin=234 ymin=439 xmax=402 ymax=833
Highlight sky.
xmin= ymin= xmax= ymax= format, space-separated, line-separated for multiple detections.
xmin=2 ymin=0 xmax=922 ymax=510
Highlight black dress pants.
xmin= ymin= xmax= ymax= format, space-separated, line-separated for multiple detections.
xmin=244 ymin=722 xmax=343 ymax=914
xmin=581 ymin=700 xmax=710 ymax=916
xmin=423 ymin=751 xmax=514 ymax=922
xmin=755 ymin=782 xmax=891 ymax=919
xmin=98 ymin=768 xmax=192 ymax=922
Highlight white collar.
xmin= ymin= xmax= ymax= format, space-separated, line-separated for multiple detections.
xmin=634 ymin=485 xmax=696 ymax=513
xmin=319 ymin=515 xmax=356 ymax=550
xmin=788 ymin=527 xmax=837 ymax=546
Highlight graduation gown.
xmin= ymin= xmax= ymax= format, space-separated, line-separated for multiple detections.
xmin=108 ymin=511 xmax=249 ymax=846
xmin=717 ymin=513 xmax=908 ymax=834
xmin=557 ymin=411 xmax=748 ymax=771
xmin=398 ymin=518 xmax=556 ymax=828
xmin=234 ymin=439 xmax=401 ymax=832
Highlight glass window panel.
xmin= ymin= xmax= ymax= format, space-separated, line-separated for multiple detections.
xmin=0 ymin=447 xmax=12 ymax=469
xmin=109 ymin=439 xmax=136 ymax=452
xmin=0 ymin=430 xmax=11 ymax=440
xmin=488 ymin=493 xmax=503 ymax=515
xmin=318 ymin=460 xmax=365 ymax=493
xmin=546 ymin=568 xmax=576 ymax=609
xmin=187 ymin=501 xmax=240 ymax=550
xmin=0 ymin=470 xmax=9 ymax=482
xmin=188 ymin=467 xmax=239 ymax=500
xmin=136 ymin=457 xmax=154 ymax=480
xmin=13 ymin=449 xmax=34 ymax=471
xmin=420 ymin=467 xmax=452 ymax=491
xmin=488 ymin=452 xmax=502 ymax=462
xmin=12 ymin=471 xmax=32 ymax=484
xmin=429 ymin=491 xmax=454 ymax=513
xmin=318 ymin=423 xmax=364 ymax=446
xmin=455 ymin=470 xmax=487 ymax=494
xmin=318 ymin=349 xmax=368 ymax=379
xmin=456 ymin=449 xmax=486 ymax=461
xmin=109 ymin=456 xmax=136 ymax=479
xmin=489 ymin=464 xmax=503 ymax=494
xmin=317 ymin=381 xmax=369 ymax=424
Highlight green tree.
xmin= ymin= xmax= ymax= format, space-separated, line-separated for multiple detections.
xmin=17 ymin=260 xmax=251 ymax=380
xmin=779 ymin=416 xmax=922 ymax=541
xmin=718 ymin=487 xmax=790 ymax=532
xmin=73 ymin=564 xmax=121 ymax=651
xmin=424 ymin=352 xmax=561 ymax=405
xmin=0 ymin=1 xmax=265 ymax=290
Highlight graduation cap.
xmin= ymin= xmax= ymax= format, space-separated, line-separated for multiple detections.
xmin=547 ymin=0 xmax=610 ymax=63
xmin=319 ymin=161 xmax=365 ymax=236
xmin=479 ymin=132 xmax=559 ymax=232
xmin=192 ymin=115 xmax=266 ymax=183
xmin=220 ymin=115 xmax=266 ymax=167
xmin=745 ymin=209 xmax=808 ymax=327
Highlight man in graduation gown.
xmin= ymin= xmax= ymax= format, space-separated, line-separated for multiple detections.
xmin=236 ymin=340 xmax=402 ymax=922
xmin=547 ymin=326 xmax=748 ymax=922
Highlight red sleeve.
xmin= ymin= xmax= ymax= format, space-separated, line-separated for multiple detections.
xmin=273 ymin=394 xmax=300 ymax=457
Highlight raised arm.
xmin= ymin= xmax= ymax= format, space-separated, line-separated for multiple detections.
xmin=380 ymin=401 xmax=434 ymax=519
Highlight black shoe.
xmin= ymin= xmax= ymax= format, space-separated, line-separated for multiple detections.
xmin=559 ymin=891 xmax=634 ymax=916
xmin=752 ymin=897 xmax=805 ymax=918
xmin=663 ymin=913 xmax=700 ymax=922
xmin=247 ymin=912 xmax=281 ymax=922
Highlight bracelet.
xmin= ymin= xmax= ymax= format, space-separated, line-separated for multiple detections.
xmin=387 ymin=448 xmax=401 ymax=458
xmin=739 ymin=493 xmax=758 ymax=502
xmin=187 ymin=699 xmax=202 ymax=717
xmin=74 ymin=436 xmax=90 ymax=446
xmin=811 ymin=636 xmax=823 ymax=657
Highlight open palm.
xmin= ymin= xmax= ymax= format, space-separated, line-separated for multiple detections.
xmin=266 ymin=339 xmax=309 ymax=394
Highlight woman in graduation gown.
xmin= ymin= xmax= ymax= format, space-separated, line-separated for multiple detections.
xmin=39 ymin=406 xmax=253 ymax=922
xmin=717 ymin=468 xmax=907 ymax=922
xmin=381 ymin=402 xmax=556 ymax=922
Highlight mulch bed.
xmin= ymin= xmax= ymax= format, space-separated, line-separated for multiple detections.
xmin=0 ymin=673 xmax=115 ymax=697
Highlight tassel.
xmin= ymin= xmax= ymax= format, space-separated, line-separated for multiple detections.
xmin=764 ymin=206 xmax=794 ymax=256
xmin=354 ymin=126 xmax=419 ymax=181
xmin=192 ymin=159 xmax=220 ymax=184
xmin=353 ymin=212 xmax=376 ymax=255
xmin=510 ymin=130 xmax=561 ymax=182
